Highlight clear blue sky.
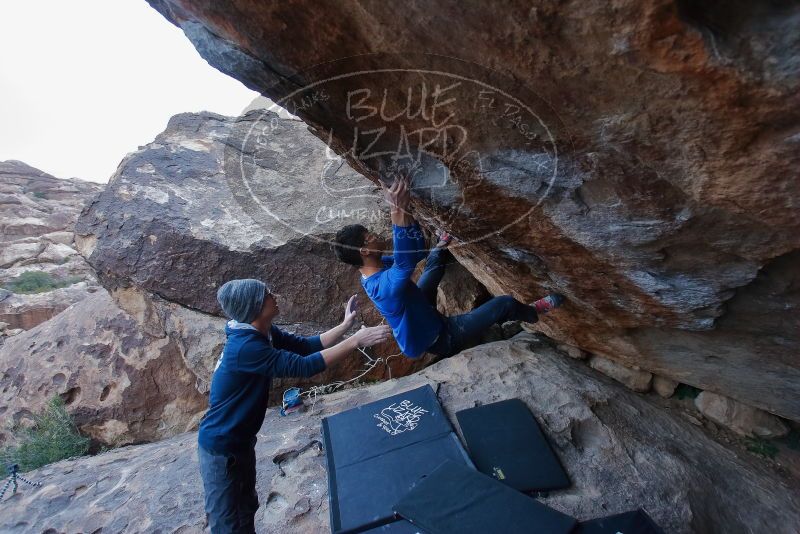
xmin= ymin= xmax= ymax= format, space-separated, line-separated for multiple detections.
xmin=0 ymin=0 xmax=260 ymax=182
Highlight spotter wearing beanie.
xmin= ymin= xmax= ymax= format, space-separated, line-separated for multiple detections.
xmin=216 ymin=279 xmax=267 ymax=324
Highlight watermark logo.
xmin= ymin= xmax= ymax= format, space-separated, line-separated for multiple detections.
xmin=224 ymin=53 xmax=562 ymax=254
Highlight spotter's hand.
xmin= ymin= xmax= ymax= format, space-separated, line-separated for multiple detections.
xmin=353 ymin=324 xmax=392 ymax=348
xmin=343 ymin=294 xmax=358 ymax=327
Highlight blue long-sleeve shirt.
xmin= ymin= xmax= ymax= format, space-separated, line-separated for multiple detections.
xmin=198 ymin=321 xmax=326 ymax=454
xmin=362 ymin=223 xmax=444 ymax=358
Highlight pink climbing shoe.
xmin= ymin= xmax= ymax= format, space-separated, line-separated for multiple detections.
xmin=435 ymin=230 xmax=452 ymax=248
xmin=533 ymin=293 xmax=565 ymax=315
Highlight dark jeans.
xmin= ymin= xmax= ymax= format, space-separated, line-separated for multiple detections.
xmin=198 ymin=445 xmax=258 ymax=534
xmin=416 ymin=246 xmax=451 ymax=304
xmin=418 ymin=247 xmax=538 ymax=359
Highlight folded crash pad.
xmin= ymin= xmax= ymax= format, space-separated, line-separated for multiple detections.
xmin=574 ymin=509 xmax=664 ymax=534
xmin=394 ymin=460 xmax=577 ymax=534
xmin=322 ymin=385 xmax=471 ymax=533
xmin=456 ymin=398 xmax=570 ymax=492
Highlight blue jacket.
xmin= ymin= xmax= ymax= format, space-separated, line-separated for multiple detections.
xmin=362 ymin=223 xmax=444 ymax=358
xmin=198 ymin=321 xmax=326 ymax=454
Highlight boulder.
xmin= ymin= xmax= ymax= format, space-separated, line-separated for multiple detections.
xmin=1 ymin=334 xmax=797 ymax=533
xmin=0 ymin=290 xmax=211 ymax=447
xmin=146 ymin=1 xmax=800 ymax=422
xmin=589 ymin=354 xmax=653 ymax=392
xmin=40 ymin=230 xmax=75 ymax=245
xmin=36 ymin=242 xmax=78 ymax=264
xmin=436 ymin=259 xmax=490 ymax=316
xmin=653 ymin=375 xmax=680 ymax=399
xmin=75 ymin=111 xmax=389 ymax=328
xmin=0 ymin=242 xmax=44 ymax=269
xmin=695 ymin=391 xmax=789 ymax=438
xmin=557 ymin=343 xmax=588 ymax=360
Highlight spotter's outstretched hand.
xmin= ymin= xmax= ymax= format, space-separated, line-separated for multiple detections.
xmin=352 ymin=324 xmax=392 ymax=348
xmin=343 ymin=294 xmax=358 ymax=327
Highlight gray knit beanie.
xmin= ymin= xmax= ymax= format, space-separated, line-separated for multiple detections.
xmin=216 ymin=279 xmax=267 ymax=323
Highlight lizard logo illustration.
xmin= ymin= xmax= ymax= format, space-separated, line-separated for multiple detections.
xmin=373 ymin=399 xmax=429 ymax=436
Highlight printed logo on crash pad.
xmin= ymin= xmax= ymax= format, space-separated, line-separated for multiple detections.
xmin=492 ymin=467 xmax=506 ymax=480
xmin=374 ymin=399 xmax=429 ymax=436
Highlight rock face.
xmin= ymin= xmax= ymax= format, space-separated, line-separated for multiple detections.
xmin=0 ymin=289 xmax=217 ymax=447
xmin=0 ymin=161 xmax=102 ymax=334
xmin=2 ymin=334 xmax=798 ymax=533
xmin=76 ymin=111 xmax=388 ymax=328
xmin=146 ymin=0 xmax=800 ymax=422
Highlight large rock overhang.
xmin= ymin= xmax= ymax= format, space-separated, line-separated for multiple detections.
xmin=145 ymin=0 xmax=800 ymax=421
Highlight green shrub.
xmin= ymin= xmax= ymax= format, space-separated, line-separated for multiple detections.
xmin=3 ymin=271 xmax=82 ymax=294
xmin=745 ymin=436 xmax=779 ymax=459
xmin=0 ymin=397 xmax=90 ymax=472
xmin=32 ymin=191 xmax=47 ymax=199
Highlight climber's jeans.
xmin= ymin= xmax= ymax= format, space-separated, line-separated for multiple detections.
xmin=198 ymin=444 xmax=258 ymax=534
xmin=416 ymin=246 xmax=450 ymax=305
xmin=428 ymin=295 xmax=538 ymax=358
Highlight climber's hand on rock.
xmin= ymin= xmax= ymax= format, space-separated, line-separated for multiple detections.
xmin=382 ymin=176 xmax=413 ymax=226
xmin=352 ymin=324 xmax=392 ymax=348
xmin=383 ymin=176 xmax=411 ymax=212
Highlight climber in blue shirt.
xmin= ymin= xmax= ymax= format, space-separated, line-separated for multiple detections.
xmin=334 ymin=175 xmax=565 ymax=359
xmin=197 ymin=278 xmax=391 ymax=533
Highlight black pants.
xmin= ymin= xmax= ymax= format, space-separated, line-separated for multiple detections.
xmin=418 ymin=248 xmax=538 ymax=358
xmin=198 ymin=444 xmax=258 ymax=533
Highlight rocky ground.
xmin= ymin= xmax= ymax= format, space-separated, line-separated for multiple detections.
xmin=0 ymin=160 xmax=102 ymax=342
xmin=1 ymin=333 xmax=797 ymax=533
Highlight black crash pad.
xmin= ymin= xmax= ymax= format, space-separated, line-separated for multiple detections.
xmin=360 ymin=520 xmax=427 ymax=533
xmin=456 ymin=398 xmax=570 ymax=492
xmin=324 ymin=384 xmax=453 ymax=467
xmin=574 ymin=509 xmax=664 ymax=534
xmin=322 ymin=385 xmax=471 ymax=533
xmin=394 ymin=460 xmax=577 ymax=534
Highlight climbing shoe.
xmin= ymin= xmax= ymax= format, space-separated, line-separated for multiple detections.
xmin=435 ymin=230 xmax=452 ymax=248
xmin=533 ymin=293 xmax=565 ymax=315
